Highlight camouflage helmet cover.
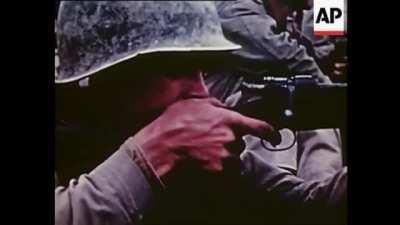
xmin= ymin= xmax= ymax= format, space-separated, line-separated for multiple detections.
xmin=55 ymin=1 xmax=240 ymax=83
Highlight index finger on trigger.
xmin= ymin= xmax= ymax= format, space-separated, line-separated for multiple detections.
xmin=224 ymin=110 xmax=274 ymax=137
xmin=232 ymin=112 xmax=282 ymax=146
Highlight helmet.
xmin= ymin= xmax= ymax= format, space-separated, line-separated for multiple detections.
xmin=55 ymin=1 xmax=240 ymax=84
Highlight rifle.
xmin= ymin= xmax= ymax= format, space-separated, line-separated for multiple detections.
xmin=234 ymin=75 xmax=347 ymax=151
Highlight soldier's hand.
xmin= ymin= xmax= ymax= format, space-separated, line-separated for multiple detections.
xmin=132 ymin=98 xmax=276 ymax=178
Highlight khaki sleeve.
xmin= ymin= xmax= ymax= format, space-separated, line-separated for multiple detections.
xmin=55 ymin=138 xmax=158 ymax=225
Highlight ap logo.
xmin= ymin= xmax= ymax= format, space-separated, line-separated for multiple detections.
xmin=314 ymin=0 xmax=345 ymax=36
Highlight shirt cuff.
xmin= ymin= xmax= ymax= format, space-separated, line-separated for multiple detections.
xmin=123 ymin=137 xmax=166 ymax=192
xmin=88 ymin=140 xmax=157 ymax=215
